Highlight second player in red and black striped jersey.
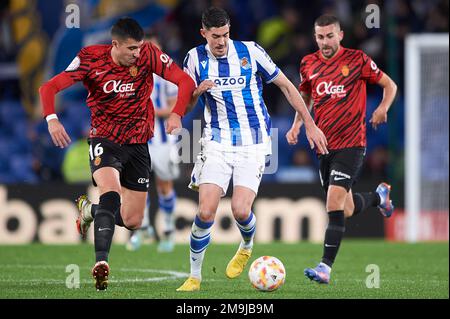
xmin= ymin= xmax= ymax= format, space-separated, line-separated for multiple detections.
xmin=298 ymin=46 xmax=383 ymax=150
xmin=40 ymin=42 xmax=194 ymax=144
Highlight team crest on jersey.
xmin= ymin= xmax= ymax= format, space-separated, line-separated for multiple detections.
xmin=94 ymin=156 xmax=101 ymax=166
xmin=129 ymin=65 xmax=138 ymax=77
xmin=240 ymin=57 xmax=251 ymax=70
xmin=341 ymin=65 xmax=350 ymax=77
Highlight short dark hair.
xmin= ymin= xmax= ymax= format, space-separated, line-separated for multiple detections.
xmin=314 ymin=14 xmax=341 ymax=29
xmin=202 ymin=7 xmax=230 ymax=29
xmin=111 ymin=17 xmax=144 ymax=41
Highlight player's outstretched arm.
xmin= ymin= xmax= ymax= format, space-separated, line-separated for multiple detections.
xmin=161 ymin=66 xmax=196 ymax=134
xmin=369 ymin=73 xmax=398 ymax=130
xmin=273 ymin=72 xmax=328 ymax=154
xmin=39 ymin=72 xmax=77 ymax=148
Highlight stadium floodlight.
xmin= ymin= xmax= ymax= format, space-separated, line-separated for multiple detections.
xmin=405 ymin=34 xmax=449 ymax=242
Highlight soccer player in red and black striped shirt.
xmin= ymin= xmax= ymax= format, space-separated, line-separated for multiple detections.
xmin=286 ymin=15 xmax=398 ymax=284
xmin=39 ymin=17 xmax=195 ymax=290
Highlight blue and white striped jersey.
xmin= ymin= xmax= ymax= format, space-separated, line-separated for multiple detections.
xmin=183 ymin=40 xmax=280 ymax=147
xmin=149 ymin=74 xmax=178 ymax=145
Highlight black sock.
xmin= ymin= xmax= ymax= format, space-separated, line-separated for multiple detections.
xmin=95 ymin=200 xmax=130 ymax=229
xmin=321 ymin=210 xmax=345 ymax=268
xmin=352 ymin=192 xmax=381 ymax=216
xmin=92 ymin=204 xmax=131 ymax=230
xmin=94 ymin=191 xmax=120 ymax=262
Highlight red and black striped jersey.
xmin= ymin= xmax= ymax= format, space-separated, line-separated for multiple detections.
xmin=299 ymin=46 xmax=383 ymax=150
xmin=63 ymin=42 xmax=181 ymax=144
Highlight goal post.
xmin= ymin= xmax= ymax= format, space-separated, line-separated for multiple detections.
xmin=405 ymin=34 xmax=449 ymax=242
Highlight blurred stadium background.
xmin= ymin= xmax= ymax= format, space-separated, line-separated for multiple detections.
xmin=0 ymin=0 xmax=448 ymax=299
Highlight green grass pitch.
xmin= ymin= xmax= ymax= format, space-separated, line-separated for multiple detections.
xmin=0 ymin=241 xmax=448 ymax=299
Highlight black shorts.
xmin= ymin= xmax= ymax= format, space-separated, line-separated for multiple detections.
xmin=88 ymin=137 xmax=151 ymax=192
xmin=318 ymin=147 xmax=365 ymax=193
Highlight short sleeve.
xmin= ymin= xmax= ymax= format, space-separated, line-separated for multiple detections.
xmin=183 ymin=51 xmax=199 ymax=87
xmin=360 ymin=52 xmax=383 ymax=84
xmin=298 ymin=57 xmax=312 ymax=94
xmin=251 ymin=42 xmax=280 ymax=83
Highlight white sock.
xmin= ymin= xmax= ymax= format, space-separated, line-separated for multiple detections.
xmin=189 ymin=215 xmax=214 ymax=280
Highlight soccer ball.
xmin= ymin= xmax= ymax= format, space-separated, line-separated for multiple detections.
xmin=248 ymin=256 xmax=286 ymax=292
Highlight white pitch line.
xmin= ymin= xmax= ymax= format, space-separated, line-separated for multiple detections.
xmin=0 ymin=264 xmax=189 ymax=285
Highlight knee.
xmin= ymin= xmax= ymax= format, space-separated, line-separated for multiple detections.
xmin=122 ymin=214 xmax=143 ymax=230
xmin=99 ymin=186 xmax=121 ymax=196
xmin=197 ymin=210 xmax=215 ymax=223
xmin=326 ymin=198 xmax=345 ymax=212
xmin=231 ymin=204 xmax=251 ymax=222
xmin=344 ymin=202 xmax=355 ymax=218
xmin=327 ymin=204 xmax=342 ymax=212
xmin=99 ymin=191 xmax=121 ymax=212
xmin=158 ymin=182 xmax=173 ymax=196
xmin=198 ymin=200 xmax=217 ymax=223
xmin=344 ymin=209 xmax=353 ymax=219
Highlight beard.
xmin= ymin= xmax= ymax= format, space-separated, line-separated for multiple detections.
xmin=321 ymin=45 xmax=338 ymax=58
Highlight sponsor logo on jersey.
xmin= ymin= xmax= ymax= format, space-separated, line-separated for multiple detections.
xmin=103 ymin=80 xmax=135 ymax=94
xmin=316 ymin=81 xmax=347 ymax=98
xmin=209 ymin=76 xmax=246 ymax=91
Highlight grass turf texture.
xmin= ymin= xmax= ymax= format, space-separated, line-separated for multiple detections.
xmin=0 ymin=241 xmax=447 ymax=299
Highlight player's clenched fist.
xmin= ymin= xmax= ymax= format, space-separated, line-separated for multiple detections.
xmin=286 ymin=126 xmax=300 ymax=145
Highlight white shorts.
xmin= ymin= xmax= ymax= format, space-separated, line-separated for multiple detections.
xmin=148 ymin=142 xmax=180 ymax=181
xmin=189 ymin=139 xmax=270 ymax=196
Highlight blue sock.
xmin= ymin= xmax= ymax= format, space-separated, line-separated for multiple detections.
xmin=159 ymin=191 xmax=176 ymax=214
xmin=159 ymin=191 xmax=176 ymax=236
xmin=236 ymin=212 xmax=256 ymax=250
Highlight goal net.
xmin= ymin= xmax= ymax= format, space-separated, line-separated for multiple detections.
xmin=405 ymin=34 xmax=449 ymax=242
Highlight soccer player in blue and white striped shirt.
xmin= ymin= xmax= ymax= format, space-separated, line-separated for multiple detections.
xmin=177 ymin=7 xmax=328 ymax=292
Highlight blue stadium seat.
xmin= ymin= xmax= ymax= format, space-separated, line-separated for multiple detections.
xmin=9 ymin=154 xmax=38 ymax=183
xmin=0 ymin=100 xmax=27 ymax=132
xmin=0 ymin=172 xmax=16 ymax=184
